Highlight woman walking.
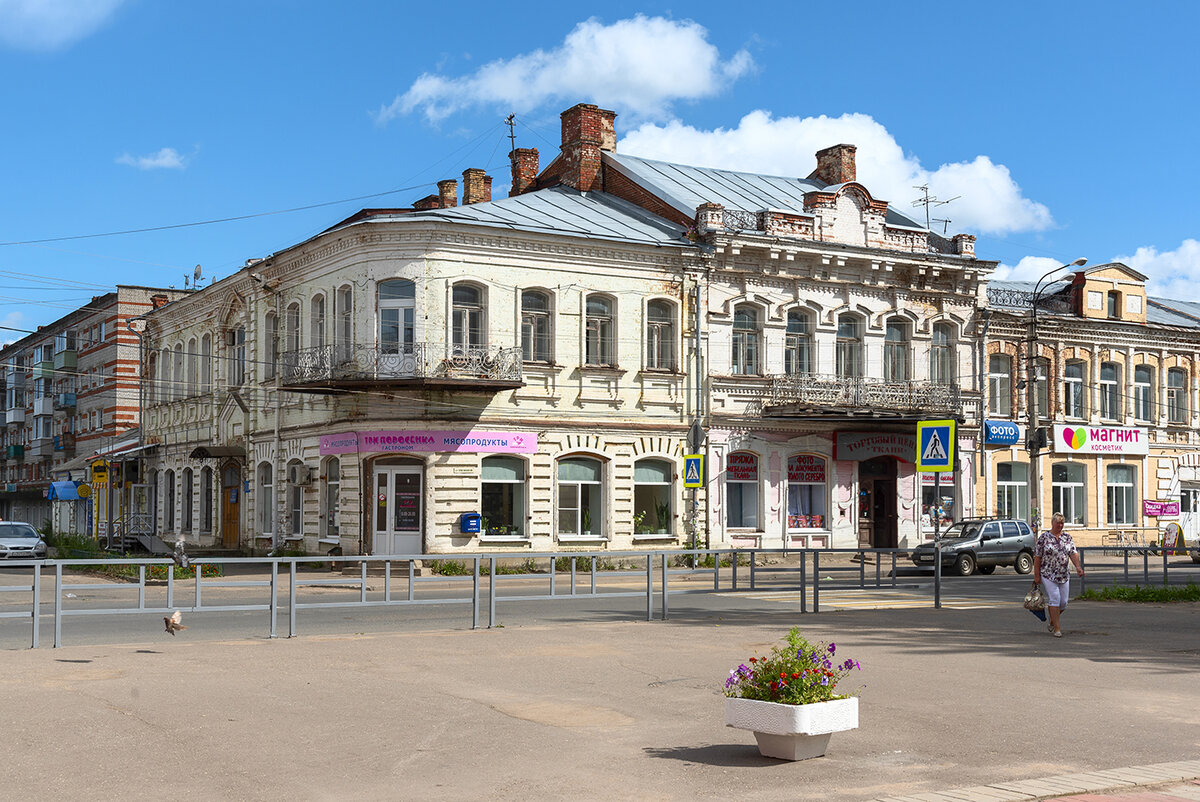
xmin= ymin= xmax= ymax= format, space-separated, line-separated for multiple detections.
xmin=1033 ymin=512 xmax=1084 ymax=637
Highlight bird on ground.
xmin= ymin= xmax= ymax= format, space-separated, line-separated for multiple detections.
xmin=163 ymin=610 xmax=187 ymax=636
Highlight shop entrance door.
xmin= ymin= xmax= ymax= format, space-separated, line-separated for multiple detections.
xmin=859 ymin=457 xmax=898 ymax=548
xmin=1180 ymin=487 xmax=1200 ymax=548
xmin=221 ymin=464 xmax=241 ymax=548
xmin=373 ymin=465 xmax=423 ymax=555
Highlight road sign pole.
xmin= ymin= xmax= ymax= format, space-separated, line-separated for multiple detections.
xmin=934 ymin=470 xmax=941 ymax=609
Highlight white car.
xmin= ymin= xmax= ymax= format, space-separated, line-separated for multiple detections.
xmin=0 ymin=522 xmax=48 ymax=559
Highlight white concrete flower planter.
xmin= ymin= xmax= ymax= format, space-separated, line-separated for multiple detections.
xmin=725 ymin=696 xmax=859 ymax=761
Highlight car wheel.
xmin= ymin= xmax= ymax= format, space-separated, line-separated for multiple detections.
xmin=1014 ymin=551 xmax=1034 ymax=575
xmin=954 ymin=553 xmax=976 ymax=576
xmin=976 ymin=565 xmax=996 ymax=575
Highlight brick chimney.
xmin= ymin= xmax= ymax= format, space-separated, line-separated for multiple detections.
xmin=437 ymin=179 xmax=458 ymax=208
xmin=509 ymin=147 xmax=539 ymax=196
xmin=461 ymin=168 xmax=492 ymax=205
xmin=808 ymin=144 xmax=857 ymax=186
xmin=559 ymin=103 xmax=617 ymax=192
xmin=150 ymin=294 xmax=169 ymax=309
xmin=412 ymin=194 xmax=441 ymax=211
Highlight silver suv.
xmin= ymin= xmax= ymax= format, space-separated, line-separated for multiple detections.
xmin=910 ymin=518 xmax=1036 ymax=576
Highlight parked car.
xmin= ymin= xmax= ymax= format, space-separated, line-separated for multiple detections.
xmin=910 ymin=518 xmax=1036 ymax=576
xmin=0 ymin=522 xmax=48 ymax=560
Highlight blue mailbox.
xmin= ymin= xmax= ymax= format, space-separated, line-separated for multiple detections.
xmin=460 ymin=512 xmax=482 ymax=534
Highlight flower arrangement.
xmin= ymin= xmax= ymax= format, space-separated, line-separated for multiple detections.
xmin=724 ymin=627 xmax=861 ymax=706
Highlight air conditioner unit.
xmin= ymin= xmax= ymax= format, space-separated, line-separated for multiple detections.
xmin=288 ymin=466 xmax=314 ymax=486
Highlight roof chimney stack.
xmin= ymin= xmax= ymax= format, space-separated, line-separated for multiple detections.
xmin=559 ymin=103 xmax=617 ymax=193
xmin=461 ymin=168 xmax=491 ymax=205
xmin=808 ymin=144 xmax=857 ymax=186
xmin=509 ymin=147 xmax=539 ymax=196
xmin=437 ymin=179 xmax=458 ymax=208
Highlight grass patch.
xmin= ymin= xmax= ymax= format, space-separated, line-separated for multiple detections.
xmin=1078 ymin=581 xmax=1200 ymax=603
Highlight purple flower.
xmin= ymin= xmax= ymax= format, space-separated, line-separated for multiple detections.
xmin=820 ymin=676 xmax=830 ymax=686
xmin=828 ymin=643 xmax=836 ymax=654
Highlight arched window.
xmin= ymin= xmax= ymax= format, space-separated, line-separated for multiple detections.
xmin=1033 ymin=357 xmax=1050 ymax=419
xmin=1063 ymin=359 xmax=1086 ymax=419
xmin=452 ymin=284 xmax=486 ymax=350
xmin=172 ymin=343 xmax=183 ymax=400
xmin=230 ymin=327 xmax=246 ymax=386
xmin=930 ymin=322 xmax=956 ymax=384
xmin=186 ymin=338 xmax=197 ymax=396
xmin=1100 ymin=362 xmax=1121 ymax=419
xmin=257 ymin=462 xmax=274 ymax=537
xmin=725 ymin=451 xmax=759 ymax=528
xmin=835 ymin=314 xmax=863 ymax=378
xmin=310 ymin=294 xmax=326 ymax=349
xmin=884 ymin=319 xmax=910 ymax=382
xmin=785 ymin=310 xmax=812 ymax=375
xmin=200 ymin=466 xmax=213 ymax=534
xmin=557 ymin=456 xmax=603 ymax=538
xmin=996 ymin=462 xmax=1028 ymax=520
xmin=1051 ymin=462 xmax=1085 ymax=525
xmin=164 ymin=469 xmax=176 ymax=532
xmin=645 ymin=300 xmax=676 ymax=371
xmin=321 ymin=457 xmax=340 ymax=540
xmin=336 ymin=285 xmax=353 ymax=362
xmin=264 ymin=312 xmax=278 ymax=380
xmin=521 ymin=290 xmax=552 ymax=363
xmin=786 ymin=455 xmax=827 ymax=530
xmin=378 ymin=279 xmax=415 ymax=356
xmin=146 ymin=351 xmax=158 ymax=406
xmin=731 ymin=304 xmax=760 ymax=375
xmin=1133 ymin=365 xmax=1154 ymax=422
xmin=1167 ymin=367 xmax=1188 ymax=424
xmin=200 ymin=333 xmax=212 ymax=393
xmin=633 ymin=459 xmax=672 ymax=536
xmin=1106 ymin=464 xmax=1136 ymax=525
xmin=159 ymin=348 xmax=170 ymax=402
xmin=287 ymin=460 xmax=305 ymax=539
xmin=285 ymin=303 xmax=301 ymax=354
xmin=585 ymin=295 xmax=615 ymax=366
xmin=181 ymin=467 xmax=193 ymax=533
xmin=988 ymin=355 xmax=1012 ymax=417
xmin=482 ymin=455 xmax=527 ymax=537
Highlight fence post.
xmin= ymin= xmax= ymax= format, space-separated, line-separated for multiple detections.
xmin=384 ymin=560 xmax=392 ymax=602
xmin=800 ymin=550 xmax=807 ymax=614
xmin=1162 ymin=548 xmax=1169 ymax=586
xmin=489 ymin=557 xmax=497 ymax=629
xmin=31 ymin=564 xmax=40 ymax=649
xmin=571 ymin=557 xmax=577 ymax=595
xmin=1123 ymin=549 xmax=1129 ymax=583
xmin=360 ymin=561 xmax=368 ymax=604
xmin=269 ymin=560 xmax=277 ymax=639
xmin=1142 ymin=551 xmax=1149 ymax=585
xmin=891 ymin=552 xmax=897 ymax=588
xmin=661 ymin=552 xmax=669 ymax=620
xmin=472 ymin=557 xmax=480 ymax=630
xmin=408 ymin=560 xmax=415 ymax=602
xmin=1078 ymin=550 xmax=1087 ymax=594
xmin=749 ymin=549 xmax=756 ymax=591
xmin=645 ymin=555 xmax=653 ymax=621
xmin=550 ymin=557 xmax=557 ymax=596
xmin=195 ymin=561 xmax=203 ymax=610
xmin=813 ymin=550 xmax=820 ymax=613
xmin=54 ymin=563 xmax=62 ymax=648
xmin=732 ymin=551 xmax=738 ymax=592
xmin=288 ymin=560 xmax=297 ymax=638
xmin=859 ymin=551 xmax=866 ymax=588
xmin=138 ymin=565 xmax=146 ymax=610
xmin=590 ymin=556 xmax=596 ymax=595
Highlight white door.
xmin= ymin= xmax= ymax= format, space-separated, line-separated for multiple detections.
xmin=374 ymin=466 xmax=422 ymax=554
xmin=1180 ymin=487 xmax=1200 ymax=546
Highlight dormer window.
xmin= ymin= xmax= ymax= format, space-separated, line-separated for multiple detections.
xmin=1107 ymin=291 xmax=1121 ymax=319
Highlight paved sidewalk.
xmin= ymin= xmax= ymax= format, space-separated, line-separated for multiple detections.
xmin=2 ymin=596 xmax=1198 ymax=800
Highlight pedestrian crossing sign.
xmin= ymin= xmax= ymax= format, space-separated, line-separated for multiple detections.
xmin=916 ymin=420 xmax=955 ymax=472
xmin=684 ymin=454 xmax=705 ymax=488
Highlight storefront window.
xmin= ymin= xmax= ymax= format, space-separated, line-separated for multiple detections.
xmin=786 ymin=455 xmax=827 ymax=530
xmin=482 ymin=456 xmax=526 ymax=537
xmin=322 ymin=458 xmax=340 ymax=540
xmin=1052 ymin=462 xmax=1086 ymax=525
xmin=557 ymin=457 xmax=603 ymax=538
xmin=1106 ymin=464 xmax=1137 ymax=526
xmin=996 ymin=462 xmax=1028 ymax=521
xmin=258 ymin=462 xmax=274 ymax=537
xmin=920 ymin=472 xmax=954 ymax=530
xmin=725 ymin=451 xmax=758 ymax=529
xmin=633 ymin=459 xmax=672 ymax=535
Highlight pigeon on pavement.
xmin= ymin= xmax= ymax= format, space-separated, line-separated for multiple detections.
xmin=163 ymin=610 xmax=187 ymax=635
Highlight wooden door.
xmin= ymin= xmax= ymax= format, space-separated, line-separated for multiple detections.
xmin=221 ymin=464 xmax=240 ymax=549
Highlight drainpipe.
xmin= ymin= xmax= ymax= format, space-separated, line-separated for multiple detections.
xmin=977 ymin=308 xmax=992 ymax=514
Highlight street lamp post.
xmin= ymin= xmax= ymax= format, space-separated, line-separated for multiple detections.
xmin=1026 ymin=258 xmax=1087 ymax=531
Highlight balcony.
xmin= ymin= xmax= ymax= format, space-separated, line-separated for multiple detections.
xmin=767 ymin=374 xmax=962 ymax=419
xmin=53 ymin=432 xmax=76 ymax=453
xmin=28 ymin=438 xmax=53 ymax=459
xmin=3 ymin=369 xmax=23 ymax=388
xmin=5 ymin=408 xmax=24 ymax=425
xmin=31 ymin=360 xmax=54 ymax=380
xmin=6 ymin=445 xmax=24 ymax=460
xmin=33 ymin=396 xmax=54 ymax=417
xmin=279 ymin=344 xmax=524 ymax=393
xmin=55 ymin=392 xmax=77 ymax=411
xmin=53 ymin=349 xmax=77 ymax=371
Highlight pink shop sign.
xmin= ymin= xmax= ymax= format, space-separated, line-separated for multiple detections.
xmin=319 ymin=430 xmax=538 ymax=455
xmin=1143 ymin=499 xmax=1180 ymax=517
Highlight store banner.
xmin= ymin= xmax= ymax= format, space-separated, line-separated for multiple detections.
xmin=787 ymin=455 xmax=825 ymax=483
xmin=835 ymin=432 xmax=916 ymax=462
xmin=319 ymin=430 xmax=537 ymax=455
xmin=1052 ymin=424 xmax=1148 ymax=455
xmin=984 ymin=420 xmax=1021 ymax=445
xmin=726 ymin=452 xmax=758 ymax=481
xmin=1143 ymin=499 xmax=1180 ymax=517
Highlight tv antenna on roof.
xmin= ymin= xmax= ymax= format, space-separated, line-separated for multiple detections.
xmin=505 ymin=113 xmax=516 ymax=155
xmin=194 ymin=264 xmax=203 ymax=284
xmin=932 ymin=217 xmax=952 ymax=235
xmin=912 ymin=185 xmax=960 ymax=231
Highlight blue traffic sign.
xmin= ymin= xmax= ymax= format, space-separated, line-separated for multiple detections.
xmin=916 ymin=420 xmax=955 ymax=472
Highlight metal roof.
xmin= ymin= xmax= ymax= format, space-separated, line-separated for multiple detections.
xmin=366 ymin=185 xmax=691 ymax=248
xmin=604 ymin=152 xmax=930 ymax=231
xmin=989 ymin=280 xmax=1200 ymax=330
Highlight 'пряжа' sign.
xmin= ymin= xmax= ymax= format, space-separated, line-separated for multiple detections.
xmin=319 ymin=430 xmax=537 ymax=455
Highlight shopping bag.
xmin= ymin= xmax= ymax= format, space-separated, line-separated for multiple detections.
xmin=1023 ymin=581 xmax=1047 ymax=621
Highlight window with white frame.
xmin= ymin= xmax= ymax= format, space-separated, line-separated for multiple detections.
xmin=452 ymin=284 xmax=486 ymax=350
xmin=633 ymin=459 xmax=672 ymax=535
xmin=264 ymin=313 xmax=278 ymax=380
xmin=731 ymin=304 xmax=760 ymax=375
xmin=482 ymin=455 xmax=526 ymax=537
xmin=1107 ymin=291 xmax=1121 ymax=319
xmin=322 ymin=458 xmax=340 ymax=540
xmin=585 ymin=295 xmax=615 ymax=366
xmin=996 ymin=461 xmax=1028 ymax=521
xmin=287 ymin=461 xmax=305 ymax=538
xmin=378 ymin=279 xmax=415 ymax=355
xmin=1133 ymin=365 xmax=1154 ymax=422
xmin=172 ymin=343 xmax=183 ymax=400
xmin=883 ymin=319 xmax=910 ymax=381
xmin=1100 ymin=361 xmax=1121 ymax=420
xmin=310 ymin=294 xmax=326 ymax=349
xmin=725 ymin=451 xmax=759 ymax=528
xmin=336 ymin=285 xmax=353 ymax=363
xmin=1167 ymin=368 xmax=1188 ymax=424
xmin=785 ymin=310 xmax=812 ymax=375
xmin=232 ymin=327 xmax=246 ymax=387
xmin=286 ymin=303 xmax=301 ymax=354
xmin=645 ymin=300 xmax=676 ymax=371
xmin=1063 ymin=359 xmax=1086 ymax=419
xmin=931 ymin=322 xmax=956 ymax=384
xmin=257 ymin=462 xmax=274 ymax=537
xmin=1052 ymin=462 xmax=1085 ymax=525
xmin=186 ymin=338 xmax=197 ymax=396
xmin=989 ymin=354 xmax=1012 ymax=416
xmin=521 ymin=290 xmax=552 ymax=363
xmin=836 ymin=314 xmax=863 ymax=378
xmin=147 ymin=352 xmax=158 ymax=406
xmin=181 ymin=467 xmax=193 ymax=532
xmin=557 ymin=456 xmax=603 ymax=538
xmin=1034 ymin=357 xmax=1050 ymax=418
xmin=786 ymin=455 xmax=827 ymax=530
xmin=1106 ymin=464 xmax=1136 ymax=525
xmin=201 ymin=334 xmax=212 ymax=392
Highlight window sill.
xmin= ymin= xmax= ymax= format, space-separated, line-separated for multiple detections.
xmin=284 ymin=536 xmax=303 ymax=542
xmin=557 ymin=535 xmax=608 ymax=543
xmin=786 ymin=529 xmax=831 ymax=534
xmin=255 ymin=533 xmax=273 ymax=540
xmin=579 ymin=365 xmax=624 ymax=375
xmin=318 ymin=537 xmax=340 ymax=545
xmin=480 ymin=536 xmax=531 ymax=543
xmin=632 ymin=533 xmax=675 ymax=541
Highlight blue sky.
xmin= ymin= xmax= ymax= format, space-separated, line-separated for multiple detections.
xmin=2 ymin=1 xmax=1198 ymax=337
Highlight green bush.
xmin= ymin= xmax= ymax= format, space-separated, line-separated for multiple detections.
xmin=1078 ymin=581 xmax=1199 ymax=603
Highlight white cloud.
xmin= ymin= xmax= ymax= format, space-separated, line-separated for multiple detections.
xmin=991 ymin=255 xmax=1072 ymax=283
xmin=0 ymin=0 xmax=126 ymax=51
xmin=619 ymin=110 xmax=1053 ymax=236
xmin=0 ymin=308 xmax=27 ymax=347
xmin=377 ymin=15 xmax=753 ymax=124
xmin=116 ymin=147 xmax=188 ymax=171
xmin=1117 ymin=239 xmax=1200 ymax=301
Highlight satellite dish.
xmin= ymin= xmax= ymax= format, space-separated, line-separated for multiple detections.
xmin=194 ymin=264 xmax=203 ymax=283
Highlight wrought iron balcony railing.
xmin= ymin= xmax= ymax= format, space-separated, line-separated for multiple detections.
xmin=279 ymin=343 xmax=523 ymax=387
xmin=768 ymin=373 xmax=961 ymax=416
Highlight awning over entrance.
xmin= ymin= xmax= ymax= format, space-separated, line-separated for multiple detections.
xmin=47 ymin=481 xmax=83 ymax=500
xmin=189 ymin=445 xmax=247 ymax=460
